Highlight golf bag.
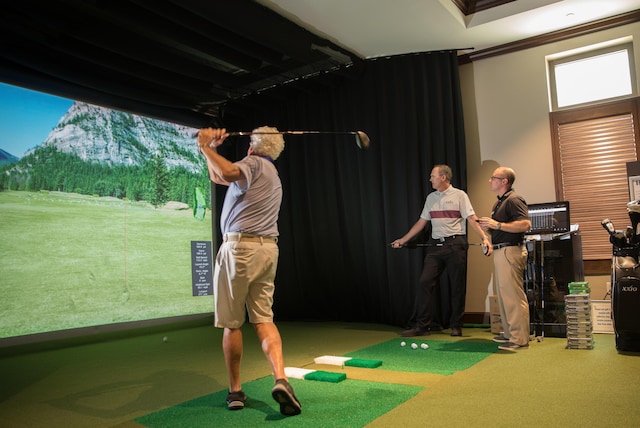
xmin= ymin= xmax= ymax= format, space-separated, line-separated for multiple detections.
xmin=602 ymin=201 xmax=640 ymax=352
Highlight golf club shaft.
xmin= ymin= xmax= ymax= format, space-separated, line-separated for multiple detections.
xmin=193 ymin=129 xmax=370 ymax=149
xmin=391 ymin=243 xmax=485 ymax=247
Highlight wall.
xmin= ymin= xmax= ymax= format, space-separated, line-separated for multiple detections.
xmin=460 ymin=22 xmax=640 ymax=316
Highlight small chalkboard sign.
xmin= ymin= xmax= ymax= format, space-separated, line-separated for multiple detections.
xmin=191 ymin=241 xmax=213 ymax=296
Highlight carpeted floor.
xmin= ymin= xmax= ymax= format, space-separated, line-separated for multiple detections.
xmin=135 ymin=376 xmax=423 ymax=427
xmin=133 ymin=337 xmax=497 ymax=426
xmin=344 ymin=338 xmax=498 ymax=375
xmin=2 ymin=319 xmax=640 ymax=427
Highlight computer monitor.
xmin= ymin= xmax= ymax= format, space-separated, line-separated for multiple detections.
xmin=526 ymin=201 xmax=570 ymax=235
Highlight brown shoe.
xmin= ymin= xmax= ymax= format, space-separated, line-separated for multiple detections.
xmin=272 ymin=379 xmax=301 ymax=416
xmin=226 ymin=390 xmax=247 ymax=410
xmin=450 ymin=327 xmax=462 ymax=337
xmin=401 ymin=327 xmax=429 ymax=337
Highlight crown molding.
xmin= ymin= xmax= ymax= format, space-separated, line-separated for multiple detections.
xmin=459 ymin=9 xmax=640 ymax=64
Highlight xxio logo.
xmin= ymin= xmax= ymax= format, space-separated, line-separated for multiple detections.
xmin=621 ymin=285 xmax=638 ymax=292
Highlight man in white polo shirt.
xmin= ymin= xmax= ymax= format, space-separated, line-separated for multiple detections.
xmin=391 ymin=164 xmax=491 ymax=337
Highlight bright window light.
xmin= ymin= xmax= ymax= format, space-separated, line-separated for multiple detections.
xmin=554 ymin=49 xmax=633 ymax=108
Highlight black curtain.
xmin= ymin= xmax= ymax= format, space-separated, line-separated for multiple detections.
xmin=214 ymin=51 xmax=467 ymax=328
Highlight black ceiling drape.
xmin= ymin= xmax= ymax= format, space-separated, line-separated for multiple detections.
xmin=213 ymin=51 xmax=467 ymax=328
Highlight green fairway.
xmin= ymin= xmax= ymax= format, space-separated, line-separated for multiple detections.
xmin=0 ymin=190 xmax=214 ymax=338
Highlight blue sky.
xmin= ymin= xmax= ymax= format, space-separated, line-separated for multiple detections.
xmin=0 ymin=82 xmax=74 ymax=157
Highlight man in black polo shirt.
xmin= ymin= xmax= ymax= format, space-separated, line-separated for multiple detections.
xmin=479 ymin=167 xmax=532 ymax=351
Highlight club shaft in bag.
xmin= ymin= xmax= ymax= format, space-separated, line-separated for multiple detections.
xmin=539 ymin=239 xmax=545 ymax=342
xmin=532 ymin=241 xmax=538 ymax=337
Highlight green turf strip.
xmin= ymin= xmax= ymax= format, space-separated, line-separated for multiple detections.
xmin=135 ymin=376 xmax=423 ymax=427
xmin=344 ymin=338 xmax=498 ymax=375
xmin=344 ymin=357 xmax=383 ymax=368
xmin=304 ymin=370 xmax=346 ymax=383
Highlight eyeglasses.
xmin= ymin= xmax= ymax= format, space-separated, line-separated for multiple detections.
xmin=490 ymin=176 xmax=506 ymax=181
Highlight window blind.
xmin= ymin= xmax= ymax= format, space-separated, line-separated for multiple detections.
xmin=556 ymin=113 xmax=637 ymax=259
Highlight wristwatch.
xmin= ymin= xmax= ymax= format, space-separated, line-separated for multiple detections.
xmin=497 ymin=222 xmax=502 ymax=230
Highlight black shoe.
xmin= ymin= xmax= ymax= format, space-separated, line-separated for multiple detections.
xmin=492 ymin=334 xmax=509 ymax=343
xmin=450 ymin=327 xmax=462 ymax=337
xmin=272 ymin=379 xmax=301 ymax=416
xmin=401 ymin=326 xmax=429 ymax=337
xmin=498 ymin=342 xmax=530 ymax=351
xmin=226 ymin=390 xmax=247 ymax=410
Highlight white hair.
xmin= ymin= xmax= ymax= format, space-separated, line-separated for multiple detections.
xmin=250 ymin=126 xmax=285 ymax=160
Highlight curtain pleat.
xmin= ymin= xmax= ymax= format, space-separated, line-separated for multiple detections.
xmin=214 ymin=51 xmax=467 ymax=327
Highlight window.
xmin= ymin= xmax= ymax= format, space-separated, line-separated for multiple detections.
xmin=550 ymin=99 xmax=640 ymax=272
xmin=548 ymin=40 xmax=637 ymax=111
xmin=548 ymin=40 xmax=639 ymax=274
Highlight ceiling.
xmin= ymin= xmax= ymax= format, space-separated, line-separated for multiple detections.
xmin=2 ymin=0 xmax=640 ymax=128
xmin=261 ymin=0 xmax=640 ymax=58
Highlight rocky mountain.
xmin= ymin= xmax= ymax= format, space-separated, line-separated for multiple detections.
xmin=31 ymin=102 xmax=202 ymax=172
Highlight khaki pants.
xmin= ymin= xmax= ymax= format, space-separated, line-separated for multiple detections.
xmin=214 ymin=238 xmax=279 ymax=329
xmin=493 ymin=245 xmax=530 ymax=346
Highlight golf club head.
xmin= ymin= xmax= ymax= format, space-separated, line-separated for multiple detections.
xmin=355 ymin=131 xmax=370 ymax=150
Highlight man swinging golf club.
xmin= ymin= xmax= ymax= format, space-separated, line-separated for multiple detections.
xmin=197 ymin=127 xmax=301 ymax=416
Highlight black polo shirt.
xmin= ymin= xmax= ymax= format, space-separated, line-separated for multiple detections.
xmin=491 ymin=189 xmax=528 ymax=245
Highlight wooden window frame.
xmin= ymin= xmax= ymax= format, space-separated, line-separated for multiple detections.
xmin=550 ymin=98 xmax=640 ymax=275
xmin=548 ymin=41 xmax=637 ymax=111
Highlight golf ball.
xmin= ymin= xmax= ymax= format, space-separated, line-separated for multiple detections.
xmin=400 ymin=341 xmax=406 ymax=347
xmin=411 ymin=343 xmax=418 ymax=349
xmin=421 ymin=343 xmax=429 ymax=349
xmin=163 ymin=336 xmax=168 ymax=342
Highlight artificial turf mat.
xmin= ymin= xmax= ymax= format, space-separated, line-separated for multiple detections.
xmin=304 ymin=370 xmax=346 ymax=382
xmin=343 ymin=338 xmax=498 ymax=375
xmin=344 ymin=357 xmax=383 ymax=368
xmin=134 ymin=375 xmax=423 ymax=428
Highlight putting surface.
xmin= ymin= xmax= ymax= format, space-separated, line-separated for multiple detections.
xmin=134 ymin=376 xmax=423 ymax=427
xmin=343 ymin=338 xmax=498 ymax=375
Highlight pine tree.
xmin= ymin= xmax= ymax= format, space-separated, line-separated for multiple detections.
xmin=148 ymin=152 xmax=170 ymax=208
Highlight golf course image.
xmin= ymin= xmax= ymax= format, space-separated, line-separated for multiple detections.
xmin=0 ymin=190 xmax=214 ymax=339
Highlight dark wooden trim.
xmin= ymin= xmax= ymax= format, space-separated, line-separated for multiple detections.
xmin=549 ymin=99 xmax=640 ymax=263
xmin=584 ymin=259 xmax=613 ymax=276
xmin=549 ymin=98 xmax=640 ymax=201
xmin=463 ymin=312 xmax=490 ymax=325
xmin=451 ymin=0 xmax=516 ymax=15
xmin=459 ymin=10 xmax=640 ymax=64
xmin=450 ymin=0 xmax=467 ymax=14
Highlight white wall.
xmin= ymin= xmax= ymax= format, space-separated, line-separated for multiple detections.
xmin=460 ymin=22 xmax=640 ymax=315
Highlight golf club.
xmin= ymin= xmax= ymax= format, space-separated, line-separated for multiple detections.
xmin=193 ymin=130 xmax=370 ymax=150
xmin=389 ymin=242 xmax=489 ymax=255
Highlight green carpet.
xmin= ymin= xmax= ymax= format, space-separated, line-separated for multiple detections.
xmin=134 ymin=336 xmax=496 ymax=427
xmin=343 ymin=338 xmax=497 ymax=375
xmin=134 ymin=376 xmax=423 ymax=427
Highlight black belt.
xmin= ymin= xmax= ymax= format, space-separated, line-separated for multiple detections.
xmin=434 ymin=235 xmax=465 ymax=243
xmin=492 ymin=242 xmax=523 ymax=249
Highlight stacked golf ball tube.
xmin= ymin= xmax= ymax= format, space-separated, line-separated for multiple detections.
xmin=565 ymin=281 xmax=594 ymax=349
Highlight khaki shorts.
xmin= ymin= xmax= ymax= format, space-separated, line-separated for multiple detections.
xmin=213 ymin=238 xmax=279 ymax=328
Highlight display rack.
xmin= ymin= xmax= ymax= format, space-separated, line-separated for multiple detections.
xmin=524 ymin=231 xmax=585 ymax=338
